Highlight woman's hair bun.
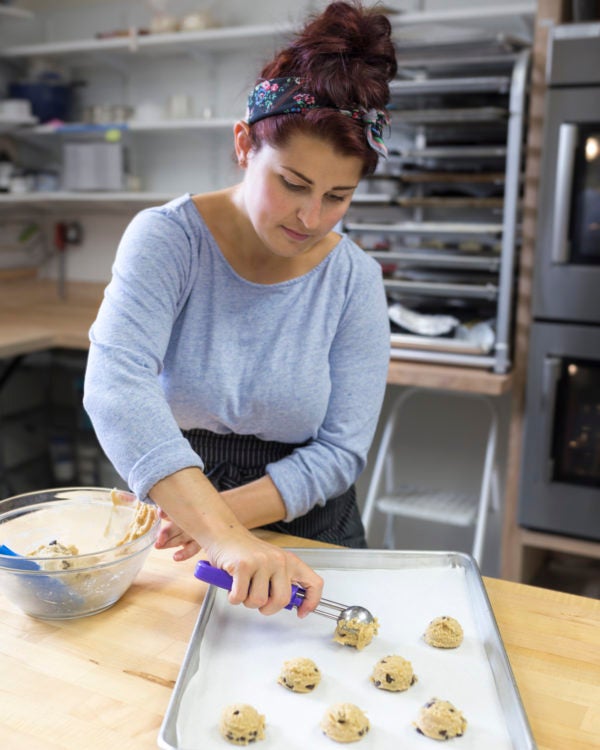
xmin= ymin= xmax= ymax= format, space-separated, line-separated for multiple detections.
xmin=261 ymin=1 xmax=397 ymax=110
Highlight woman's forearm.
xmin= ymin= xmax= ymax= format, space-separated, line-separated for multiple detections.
xmin=149 ymin=466 xmax=241 ymax=545
xmin=220 ymin=475 xmax=287 ymax=529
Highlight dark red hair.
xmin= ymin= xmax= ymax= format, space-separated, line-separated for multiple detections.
xmin=248 ymin=1 xmax=397 ymax=176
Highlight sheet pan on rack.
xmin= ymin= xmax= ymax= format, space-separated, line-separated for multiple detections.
xmin=158 ymin=550 xmax=536 ymax=750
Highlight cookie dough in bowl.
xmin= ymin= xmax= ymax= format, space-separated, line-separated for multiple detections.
xmin=219 ymin=703 xmax=265 ymax=745
xmin=277 ymin=656 xmax=321 ymax=693
xmin=414 ymin=698 xmax=467 ymax=741
xmin=370 ymin=654 xmax=417 ymax=692
xmin=424 ymin=615 xmax=464 ymax=649
xmin=321 ymin=703 xmax=370 ymax=743
xmin=333 ymin=616 xmax=379 ymax=650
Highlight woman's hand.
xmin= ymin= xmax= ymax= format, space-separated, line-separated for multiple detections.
xmin=154 ymin=508 xmax=201 ymax=561
xmin=206 ymin=528 xmax=323 ymax=618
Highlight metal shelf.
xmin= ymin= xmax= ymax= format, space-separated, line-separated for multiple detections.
xmin=368 ymin=250 xmax=501 ymax=272
xmin=384 ymin=279 xmax=498 ymax=300
xmin=0 ymin=5 xmax=34 ymax=21
xmin=0 ymin=191 xmax=175 ymax=213
xmin=347 ymin=44 xmax=531 ymax=373
xmin=0 ymin=22 xmax=298 ymax=64
xmin=17 ymin=118 xmax=236 ymax=137
xmin=390 ymin=77 xmax=511 ymax=96
xmin=345 ymin=221 xmax=504 ymax=241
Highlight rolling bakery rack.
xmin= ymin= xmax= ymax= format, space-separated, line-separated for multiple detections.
xmin=344 ymin=31 xmax=531 ymax=374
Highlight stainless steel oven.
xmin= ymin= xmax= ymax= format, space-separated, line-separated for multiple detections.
xmin=519 ymin=23 xmax=600 ymax=542
xmin=533 ymin=23 xmax=600 ymax=324
xmin=519 ymin=322 xmax=600 ymax=540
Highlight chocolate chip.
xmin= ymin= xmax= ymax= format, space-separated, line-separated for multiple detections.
xmin=416 ymin=727 xmax=424 ymax=735
xmin=358 ymin=730 xmax=364 ymax=737
xmin=305 ymin=684 xmax=315 ymax=690
xmin=425 ymin=701 xmax=435 ymax=708
xmin=440 ymin=730 xmax=448 ymax=737
xmin=374 ymin=680 xmax=381 ymax=687
xmin=337 ymin=719 xmax=346 ymax=724
xmin=411 ymin=675 xmax=417 ymax=685
xmin=226 ymin=732 xmax=234 ymax=739
xmin=385 ymin=673 xmax=394 ymax=683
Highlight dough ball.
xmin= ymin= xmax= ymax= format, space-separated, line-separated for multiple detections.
xmin=370 ymin=655 xmax=417 ymax=692
xmin=414 ymin=698 xmax=467 ymax=741
xmin=277 ymin=656 xmax=321 ymax=693
xmin=333 ymin=616 xmax=379 ymax=650
xmin=424 ymin=616 xmax=464 ymax=649
xmin=321 ymin=703 xmax=370 ymax=743
xmin=219 ymin=703 xmax=265 ymax=745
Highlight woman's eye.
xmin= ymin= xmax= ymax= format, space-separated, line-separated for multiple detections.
xmin=282 ymin=178 xmax=304 ymax=191
xmin=327 ymin=194 xmax=347 ymax=203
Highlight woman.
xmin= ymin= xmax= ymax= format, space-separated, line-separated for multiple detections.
xmin=84 ymin=1 xmax=397 ymax=618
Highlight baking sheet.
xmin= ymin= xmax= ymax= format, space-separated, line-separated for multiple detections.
xmin=158 ymin=550 xmax=535 ymax=750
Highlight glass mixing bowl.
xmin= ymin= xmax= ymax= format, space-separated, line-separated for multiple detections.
xmin=0 ymin=487 xmax=160 ymax=620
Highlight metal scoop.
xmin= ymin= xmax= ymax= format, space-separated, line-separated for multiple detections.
xmin=194 ymin=560 xmax=374 ymax=629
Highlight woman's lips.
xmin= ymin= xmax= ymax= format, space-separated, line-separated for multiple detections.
xmin=282 ymin=226 xmax=310 ymax=242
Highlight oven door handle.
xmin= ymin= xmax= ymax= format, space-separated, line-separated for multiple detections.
xmin=551 ymin=123 xmax=578 ymax=264
xmin=541 ymin=355 xmax=561 ymax=481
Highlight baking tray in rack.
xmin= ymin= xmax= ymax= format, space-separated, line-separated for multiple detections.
xmin=158 ymin=550 xmax=536 ymax=750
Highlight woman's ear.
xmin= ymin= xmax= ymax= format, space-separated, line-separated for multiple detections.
xmin=233 ymin=120 xmax=252 ymax=168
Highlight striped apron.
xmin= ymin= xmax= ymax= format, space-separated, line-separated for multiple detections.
xmin=182 ymin=429 xmax=367 ymax=548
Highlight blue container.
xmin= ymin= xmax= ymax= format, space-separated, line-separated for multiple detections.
xmin=8 ymin=82 xmax=72 ymax=123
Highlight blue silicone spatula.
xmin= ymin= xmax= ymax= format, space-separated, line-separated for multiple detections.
xmin=0 ymin=543 xmax=84 ymax=606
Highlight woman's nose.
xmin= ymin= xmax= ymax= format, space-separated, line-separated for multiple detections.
xmin=297 ymin=197 xmax=321 ymax=229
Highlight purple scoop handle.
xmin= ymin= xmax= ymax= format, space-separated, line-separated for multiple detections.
xmin=194 ymin=560 xmax=304 ymax=610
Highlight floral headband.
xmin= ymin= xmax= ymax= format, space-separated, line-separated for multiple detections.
xmin=246 ymin=76 xmax=390 ymax=159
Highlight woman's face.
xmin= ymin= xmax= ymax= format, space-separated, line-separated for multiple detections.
xmin=236 ymin=126 xmax=363 ymax=258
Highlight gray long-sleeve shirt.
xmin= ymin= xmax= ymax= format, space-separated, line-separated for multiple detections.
xmin=84 ymin=194 xmax=390 ymax=521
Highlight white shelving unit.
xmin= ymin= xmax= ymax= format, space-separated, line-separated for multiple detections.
xmin=0 ymin=4 xmax=536 ymax=216
xmin=0 ymin=18 xmax=297 ymax=212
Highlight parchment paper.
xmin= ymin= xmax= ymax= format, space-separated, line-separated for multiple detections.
xmin=175 ymin=563 xmax=514 ymax=749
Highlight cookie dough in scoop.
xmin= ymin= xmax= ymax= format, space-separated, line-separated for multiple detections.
xmin=333 ymin=616 xmax=379 ymax=650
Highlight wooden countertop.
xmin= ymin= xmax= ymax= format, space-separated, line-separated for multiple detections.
xmin=1 ymin=533 xmax=598 ymax=750
xmin=0 ymin=279 xmax=513 ymax=394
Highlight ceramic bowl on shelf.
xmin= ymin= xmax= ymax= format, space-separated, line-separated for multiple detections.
xmin=0 ymin=487 xmax=160 ymax=620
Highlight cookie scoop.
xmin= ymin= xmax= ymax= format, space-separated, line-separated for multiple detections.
xmin=194 ymin=560 xmax=375 ymax=631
